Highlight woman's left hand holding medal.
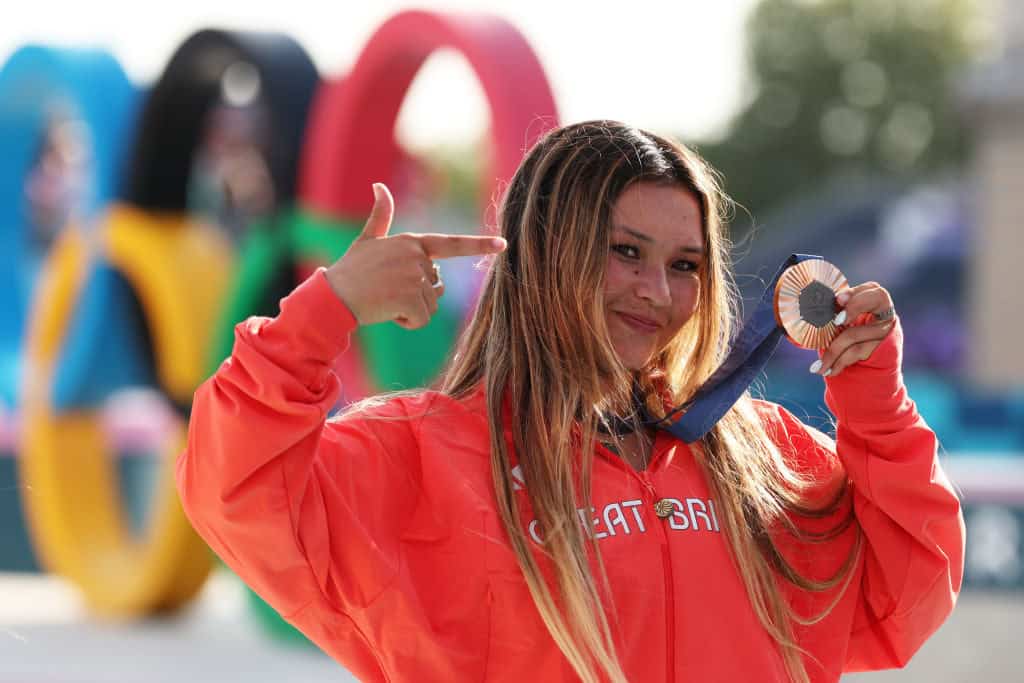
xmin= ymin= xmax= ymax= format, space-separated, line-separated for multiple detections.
xmin=810 ymin=281 xmax=897 ymax=378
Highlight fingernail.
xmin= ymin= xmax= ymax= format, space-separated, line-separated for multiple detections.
xmin=833 ymin=310 xmax=847 ymax=326
xmin=836 ymin=290 xmax=851 ymax=306
xmin=371 ymin=183 xmax=381 ymax=199
xmin=490 ymin=237 xmax=507 ymax=251
xmin=809 ymin=360 xmax=822 ymax=374
xmin=823 ymin=368 xmax=833 ymax=377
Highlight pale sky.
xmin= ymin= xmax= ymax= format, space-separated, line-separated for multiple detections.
xmin=2 ymin=0 xmax=759 ymax=149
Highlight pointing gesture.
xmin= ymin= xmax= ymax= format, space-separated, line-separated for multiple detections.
xmin=325 ymin=183 xmax=507 ymax=329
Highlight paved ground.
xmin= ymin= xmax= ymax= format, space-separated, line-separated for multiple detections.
xmin=0 ymin=571 xmax=350 ymax=682
xmin=0 ymin=570 xmax=1018 ymax=681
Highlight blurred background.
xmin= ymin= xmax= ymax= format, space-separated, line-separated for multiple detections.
xmin=1 ymin=0 xmax=1021 ymax=681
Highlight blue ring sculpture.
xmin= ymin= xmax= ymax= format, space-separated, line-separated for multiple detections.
xmin=0 ymin=45 xmax=137 ymax=410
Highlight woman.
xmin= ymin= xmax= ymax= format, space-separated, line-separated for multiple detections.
xmin=177 ymin=121 xmax=964 ymax=682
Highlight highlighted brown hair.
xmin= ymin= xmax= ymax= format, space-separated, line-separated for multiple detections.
xmin=441 ymin=120 xmax=857 ymax=683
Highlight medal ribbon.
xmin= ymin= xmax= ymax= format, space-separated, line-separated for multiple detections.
xmin=651 ymin=253 xmax=822 ymax=443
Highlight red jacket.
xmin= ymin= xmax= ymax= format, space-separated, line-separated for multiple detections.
xmin=177 ymin=269 xmax=964 ymax=682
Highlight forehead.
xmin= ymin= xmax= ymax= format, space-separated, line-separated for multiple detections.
xmin=610 ymin=182 xmax=704 ymax=246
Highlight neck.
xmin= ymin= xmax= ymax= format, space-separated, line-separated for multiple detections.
xmin=595 ymin=374 xmax=649 ymax=437
xmin=603 ymin=428 xmax=652 ymax=471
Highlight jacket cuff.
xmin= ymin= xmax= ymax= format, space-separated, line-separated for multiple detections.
xmin=266 ymin=267 xmax=359 ymax=362
xmin=823 ymin=317 xmax=916 ymax=428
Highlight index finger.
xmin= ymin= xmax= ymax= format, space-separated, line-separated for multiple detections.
xmin=417 ymin=233 xmax=507 ymax=259
xmin=835 ymin=282 xmax=892 ymax=326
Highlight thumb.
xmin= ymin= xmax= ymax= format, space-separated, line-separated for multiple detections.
xmin=359 ymin=183 xmax=394 ymax=239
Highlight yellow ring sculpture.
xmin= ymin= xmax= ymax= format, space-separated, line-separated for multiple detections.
xmin=20 ymin=204 xmax=233 ymax=616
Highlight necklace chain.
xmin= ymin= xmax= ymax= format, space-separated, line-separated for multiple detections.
xmin=600 ymin=430 xmax=651 ymax=470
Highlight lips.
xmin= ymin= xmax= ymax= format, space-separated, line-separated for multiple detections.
xmin=616 ymin=312 xmax=662 ymax=333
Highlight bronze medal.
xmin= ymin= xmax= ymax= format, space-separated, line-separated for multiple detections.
xmin=773 ymin=259 xmax=848 ymax=349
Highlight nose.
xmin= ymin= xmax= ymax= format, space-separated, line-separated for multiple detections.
xmin=633 ymin=263 xmax=672 ymax=307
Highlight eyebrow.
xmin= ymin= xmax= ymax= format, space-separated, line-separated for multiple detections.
xmin=616 ymin=225 xmax=705 ymax=256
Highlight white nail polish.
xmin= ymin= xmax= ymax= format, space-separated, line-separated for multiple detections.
xmin=833 ymin=310 xmax=847 ymax=326
xmin=809 ymin=360 xmax=822 ymax=374
xmin=823 ymin=368 xmax=833 ymax=377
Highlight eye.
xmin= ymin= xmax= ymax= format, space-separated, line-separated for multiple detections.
xmin=672 ymin=259 xmax=699 ymax=273
xmin=611 ymin=244 xmax=639 ymax=259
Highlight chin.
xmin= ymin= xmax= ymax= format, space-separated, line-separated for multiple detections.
xmin=614 ymin=346 xmax=655 ymax=372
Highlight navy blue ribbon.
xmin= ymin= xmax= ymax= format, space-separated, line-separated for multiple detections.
xmin=649 ymin=253 xmax=822 ymax=443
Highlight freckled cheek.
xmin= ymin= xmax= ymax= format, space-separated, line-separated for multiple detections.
xmin=669 ymin=279 xmax=701 ymax=331
xmin=602 ymin=259 xmax=629 ymax=294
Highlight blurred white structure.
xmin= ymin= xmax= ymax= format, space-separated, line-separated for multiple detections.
xmin=962 ymin=0 xmax=1024 ymax=389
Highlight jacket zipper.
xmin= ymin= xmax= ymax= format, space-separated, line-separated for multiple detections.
xmin=638 ymin=473 xmax=675 ymax=683
xmin=596 ymin=438 xmax=676 ymax=681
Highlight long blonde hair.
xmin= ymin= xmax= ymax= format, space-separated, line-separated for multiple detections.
xmin=438 ymin=121 xmax=858 ymax=683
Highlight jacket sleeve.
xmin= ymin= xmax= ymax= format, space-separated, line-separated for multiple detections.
xmin=175 ymin=268 xmax=423 ymax=621
xmin=818 ymin=318 xmax=965 ymax=671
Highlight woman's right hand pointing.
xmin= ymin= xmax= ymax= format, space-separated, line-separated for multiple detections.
xmin=325 ymin=183 xmax=507 ymax=329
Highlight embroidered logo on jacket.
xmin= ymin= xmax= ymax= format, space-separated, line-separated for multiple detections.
xmin=525 ymin=498 xmax=721 ymax=545
xmin=510 ymin=466 xmax=721 ymax=545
